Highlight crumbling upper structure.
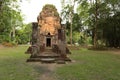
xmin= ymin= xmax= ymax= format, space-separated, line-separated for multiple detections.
xmin=37 ymin=4 xmax=61 ymax=35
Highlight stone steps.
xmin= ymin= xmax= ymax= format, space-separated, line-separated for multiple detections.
xmin=27 ymin=52 xmax=60 ymax=63
xmin=27 ymin=57 xmax=71 ymax=63
xmin=37 ymin=53 xmax=60 ymax=58
xmin=41 ymin=58 xmax=56 ymax=63
xmin=27 ymin=57 xmax=56 ymax=63
xmin=26 ymin=48 xmax=70 ymax=63
xmin=27 ymin=57 xmax=67 ymax=63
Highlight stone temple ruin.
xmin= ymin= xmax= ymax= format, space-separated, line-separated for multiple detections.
xmin=26 ymin=4 xmax=71 ymax=63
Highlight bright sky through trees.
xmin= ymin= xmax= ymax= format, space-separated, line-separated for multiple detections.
xmin=20 ymin=0 xmax=61 ymax=23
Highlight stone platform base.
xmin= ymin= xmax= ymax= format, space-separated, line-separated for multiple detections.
xmin=26 ymin=53 xmax=71 ymax=64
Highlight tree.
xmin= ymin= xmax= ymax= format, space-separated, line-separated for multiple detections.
xmin=61 ymin=0 xmax=77 ymax=45
xmin=16 ymin=23 xmax=32 ymax=44
xmin=0 ymin=0 xmax=23 ymax=43
xmin=90 ymin=0 xmax=120 ymax=47
xmin=76 ymin=0 xmax=120 ymax=47
xmin=77 ymin=0 xmax=93 ymax=45
xmin=93 ymin=0 xmax=99 ymax=47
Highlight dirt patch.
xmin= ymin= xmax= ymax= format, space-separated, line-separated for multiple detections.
xmin=110 ymin=50 xmax=120 ymax=55
xmin=106 ymin=48 xmax=120 ymax=55
xmin=0 ymin=44 xmax=4 ymax=49
xmin=31 ymin=63 xmax=64 ymax=80
xmin=39 ymin=64 xmax=57 ymax=80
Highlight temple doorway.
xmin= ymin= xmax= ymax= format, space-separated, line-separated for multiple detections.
xmin=46 ymin=37 xmax=51 ymax=47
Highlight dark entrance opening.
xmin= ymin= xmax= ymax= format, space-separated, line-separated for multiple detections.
xmin=46 ymin=37 xmax=51 ymax=47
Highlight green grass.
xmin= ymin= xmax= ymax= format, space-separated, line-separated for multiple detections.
xmin=56 ymin=49 xmax=120 ymax=80
xmin=0 ymin=45 xmax=40 ymax=80
xmin=0 ymin=46 xmax=120 ymax=80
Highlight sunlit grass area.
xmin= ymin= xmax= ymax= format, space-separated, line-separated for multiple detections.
xmin=56 ymin=49 xmax=120 ymax=80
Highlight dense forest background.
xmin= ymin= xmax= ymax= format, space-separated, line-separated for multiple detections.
xmin=0 ymin=0 xmax=31 ymax=45
xmin=0 ymin=0 xmax=120 ymax=48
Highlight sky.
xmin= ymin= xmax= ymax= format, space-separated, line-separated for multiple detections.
xmin=20 ymin=0 xmax=62 ymax=23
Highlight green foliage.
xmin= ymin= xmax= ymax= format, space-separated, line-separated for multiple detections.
xmin=98 ymin=12 xmax=120 ymax=47
xmin=16 ymin=23 xmax=32 ymax=44
xmin=77 ymin=0 xmax=89 ymax=22
xmin=0 ymin=0 xmax=23 ymax=43
xmin=75 ymin=0 xmax=120 ymax=47
xmin=72 ymin=13 xmax=82 ymax=32
xmin=72 ymin=32 xmax=80 ymax=43
xmin=61 ymin=0 xmax=77 ymax=45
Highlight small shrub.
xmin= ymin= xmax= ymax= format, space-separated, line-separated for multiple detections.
xmin=2 ymin=42 xmax=17 ymax=47
xmin=67 ymin=45 xmax=80 ymax=50
xmin=88 ymin=45 xmax=107 ymax=50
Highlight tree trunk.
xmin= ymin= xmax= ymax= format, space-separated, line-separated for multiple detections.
xmin=9 ymin=31 xmax=12 ymax=42
xmin=93 ymin=0 xmax=98 ymax=47
xmin=70 ymin=0 xmax=75 ymax=45
xmin=70 ymin=20 xmax=73 ymax=45
xmin=12 ymin=26 xmax=16 ymax=42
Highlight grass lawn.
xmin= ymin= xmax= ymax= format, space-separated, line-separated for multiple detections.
xmin=56 ymin=48 xmax=120 ymax=80
xmin=0 ymin=45 xmax=40 ymax=80
xmin=0 ymin=45 xmax=120 ymax=80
